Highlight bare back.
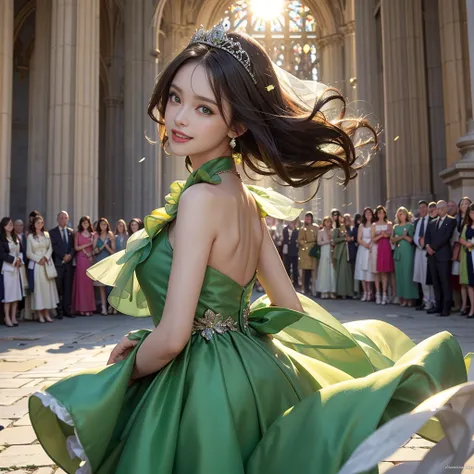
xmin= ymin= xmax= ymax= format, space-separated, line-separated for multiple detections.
xmin=169 ymin=174 xmax=263 ymax=286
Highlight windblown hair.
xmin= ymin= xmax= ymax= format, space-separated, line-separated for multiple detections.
xmin=148 ymin=31 xmax=377 ymax=193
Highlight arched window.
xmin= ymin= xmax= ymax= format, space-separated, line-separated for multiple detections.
xmin=223 ymin=1 xmax=319 ymax=81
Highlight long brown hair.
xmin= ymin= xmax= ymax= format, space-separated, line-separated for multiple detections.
xmin=148 ymin=31 xmax=377 ymax=194
xmin=463 ymin=203 xmax=474 ymax=229
xmin=29 ymin=215 xmax=46 ymax=236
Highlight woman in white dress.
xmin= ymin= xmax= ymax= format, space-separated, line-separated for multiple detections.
xmin=1 ymin=217 xmax=26 ymax=327
xmin=355 ymin=207 xmax=375 ymax=301
xmin=27 ymin=216 xmax=59 ymax=323
xmin=316 ymin=217 xmax=336 ymax=299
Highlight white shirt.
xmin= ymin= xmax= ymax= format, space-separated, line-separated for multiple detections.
xmin=414 ymin=215 xmax=429 ymax=249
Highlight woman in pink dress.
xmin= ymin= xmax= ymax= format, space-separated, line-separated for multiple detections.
xmin=371 ymin=205 xmax=395 ymax=305
xmin=72 ymin=216 xmax=96 ymax=316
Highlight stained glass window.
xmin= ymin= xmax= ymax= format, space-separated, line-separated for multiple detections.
xmin=223 ymin=1 xmax=319 ymax=81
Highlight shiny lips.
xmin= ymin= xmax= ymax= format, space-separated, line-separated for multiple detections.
xmin=172 ymin=129 xmax=192 ymax=140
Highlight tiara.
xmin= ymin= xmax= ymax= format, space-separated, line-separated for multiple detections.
xmin=189 ymin=21 xmax=257 ymax=84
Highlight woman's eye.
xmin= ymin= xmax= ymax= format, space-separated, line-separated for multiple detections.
xmin=169 ymin=93 xmax=180 ymax=103
xmin=198 ymin=106 xmax=213 ymax=116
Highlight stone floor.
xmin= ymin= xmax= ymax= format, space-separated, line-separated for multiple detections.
xmin=0 ymin=296 xmax=473 ymax=472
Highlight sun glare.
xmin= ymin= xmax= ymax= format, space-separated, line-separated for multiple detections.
xmin=251 ymin=0 xmax=285 ymax=22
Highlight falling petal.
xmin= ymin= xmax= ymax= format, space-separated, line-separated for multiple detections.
xmin=266 ymin=85 xmax=275 ymax=92
xmin=394 ymin=136 xmax=399 ymax=142
xmin=139 ymin=157 xmax=146 ymax=163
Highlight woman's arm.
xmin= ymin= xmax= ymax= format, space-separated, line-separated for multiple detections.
xmin=45 ymin=235 xmax=53 ymax=260
xmin=333 ymin=228 xmax=346 ymax=244
xmin=104 ymin=232 xmax=116 ymax=254
xmin=133 ymin=185 xmax=218 ymax=380
xmin=318 ymin=230 xmax=330 ymax=246
xmin=257 ymin=223 xmax=303 ymax=313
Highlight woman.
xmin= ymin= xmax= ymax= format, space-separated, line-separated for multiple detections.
xmin=29 ymin=23 xmax=472 ymax=473
xmin=371 ymin=205 xmax=395 ymax=305
xmin=459 ymin=203 xmax=474 ymax=318
xmin=391 ymin=207 xmax=418 ymax=306
xmin=115 ymin=219 xmax=129 ymax=252
xmin=26 ymin=216 xmax=58 ymax=323
xmin=346 ymin=213 xmax=359 ymax=296
xmin=297 ymin=212 xmax=318 ymax=296
xmin=332 ymin=214 xmax=354 ymax=298
xmin=315 ymin=217 xmax=336 ymax=299
xmin=72 ymin=216 xmax=96 ymax=316
xmin=128 ymin=218 xmax=143 ymax=235
xmin=93 ymin=218 xmax=116 ymax=315
xmin=0 ymin=217 xmax=26 ymax=327
xmin=457 ymin=197 xmax=472 ymax=314
xmin=354 ymin=207 xmax=375 ymax=301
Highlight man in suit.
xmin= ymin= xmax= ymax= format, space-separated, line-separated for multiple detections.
xmin=425 ymin=201 xmax=457 ymax=316
xmin=412 ymin=201 xmax=435 ymax=311
xmin=50 ymin=211 xmax=76 ymax=318
xmin=282 ymin=218 xmax=299 ymax=288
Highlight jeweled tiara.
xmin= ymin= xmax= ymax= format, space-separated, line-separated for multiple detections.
xmin=188 ymin=21 xmax=257 ymax=84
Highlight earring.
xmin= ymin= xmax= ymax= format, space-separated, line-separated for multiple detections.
xmin=230 ymin=137 xmax=237 ymax=149
xmin=162 ymin=139 xmax=171 ymax=156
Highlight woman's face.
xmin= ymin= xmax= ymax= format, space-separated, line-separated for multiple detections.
xmin=81 ymin=220 xmax=89 ymax=231
xmin=165 ymin=62 xmax=235 ymax=162
xmin=397 ymin=211 xmax=406 ymax=223
xmin=460 ymin=199 xmax=471 ymax=214
xmin=4 ymin=220 xmax=13 ymax=233
xmin=377 ymin=209 xmax=385 ymax=220
xmin=117 ymin=221 xmax=125 ymax=233
xmin=324 ymin=219 xmax=332 ymax=229
xmin=469 ymin=209 xmax=474 ymax=222
xmin=99 ymin=221 xmax=107 ymax=232
xmin=35 ymin=219 xmax=44 ymax=231
xmin=130 ymin=221 xmax=139 ymax=233
xmin=364 ymin=209 xmax=373 ymax=221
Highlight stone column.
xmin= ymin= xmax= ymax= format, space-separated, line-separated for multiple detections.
xmin=0 ymin=0 xmax=13 ymax=217
xmin=354 ymin=0 xmax=385 ymax=212
xmin=28 ymin=0 xmax=52 ymax=216
xmin=439 ymin=0 xmax=474 ymax=200
xmin=47 ymin=0 xmax=100 ymax=227
xmin=319 ymin=34 xmax=346 ymax=217
xmin=341 ymin=20 xmax=359 ymax=216
xmin=123 ymin=0 xmax=160 ymax=220
xmin=381 ymin=0 xmax=432 ymax=215
xmin=103 ymin=97 xmax=124 ymax=223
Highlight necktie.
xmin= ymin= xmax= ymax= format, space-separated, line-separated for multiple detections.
xmin=63 ymin=228 xmax=68 ymax=249
xmin=419 ymin=217 xmax=425 ymax=238
xmin=437 ymin=218 xmax=442 ymax=231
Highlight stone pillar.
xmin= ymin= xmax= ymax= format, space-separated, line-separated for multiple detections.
xmin=381 ymin=0 xmax=432 ymax=215
xmin=28 ymin=0 xmax=52 ymax=216
xmin=354 ymin=0 xmax=385 ymax=212
xmin=439 ymin=0 xmax=474 ymax=199
xmin=103 ymin=97 xmax=124 ymax=223
xmin=123 ymin=0 xmax=160 ymax=220
xmin=0 ymin=1 xmax=13 ymax=217
xmin=319 ymin=34 xmax=345 ymax=217
xmin=47 ymin=0 xmax=100 ymax=227
xmin=342 ymin=20 xmax=359 ymax=216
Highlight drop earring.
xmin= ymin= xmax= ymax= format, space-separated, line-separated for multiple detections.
xmin=230 ymin=137 xmax=236 ymax=149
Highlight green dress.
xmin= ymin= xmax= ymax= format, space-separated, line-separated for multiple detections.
xmin=460 ymin=226 xmax=469 ymax=285
xmin=28 ymin=157 xmax=471 ymax=474
xmin=393 ymin=223 xmax=419 ymax=299
xmin=332 ymin=227 xmax=354 ymax=298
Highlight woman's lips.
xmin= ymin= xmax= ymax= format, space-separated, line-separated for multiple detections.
xmin=171 ymin=130 xmax=192 ymax=143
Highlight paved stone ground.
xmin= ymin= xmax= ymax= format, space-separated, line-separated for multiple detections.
xmin=0 ymin=295 xmax=473 ymax=472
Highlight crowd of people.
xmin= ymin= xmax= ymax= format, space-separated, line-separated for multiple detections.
xmin=1 ymin=196 xmax=473 ymax=327
xmin=264 ymin=197 xmax=474 ymax=318
xmin=0 ymin=210 xmax=144 ymax=326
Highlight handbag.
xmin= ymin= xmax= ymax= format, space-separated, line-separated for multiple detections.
xmin=45 ymin=259 xmax=58 ymax=280
xmin=309 ymin=243 xmax=320 ymax=259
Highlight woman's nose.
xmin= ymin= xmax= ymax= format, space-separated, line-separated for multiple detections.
xmin=174 ymin=108 xmax=189 ymax=127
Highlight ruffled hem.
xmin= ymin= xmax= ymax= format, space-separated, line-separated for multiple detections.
xmin=33 ymin=391 xmax=91 ymax=474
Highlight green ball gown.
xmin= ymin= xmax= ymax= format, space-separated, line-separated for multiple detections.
xmin=29 ymin=157 xmax=474 ymax=474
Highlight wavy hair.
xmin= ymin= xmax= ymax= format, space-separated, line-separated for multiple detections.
xmin=148 ymin=32 xmax=377 ymax=196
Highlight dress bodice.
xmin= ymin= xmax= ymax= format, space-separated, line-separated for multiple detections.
xmin=28 ymin=234 xmax=51 ymax=255
xmin=361 ymin=225 xmax=371 ymax=242
xmin=136 ymin=226 xmax=255 ymax=328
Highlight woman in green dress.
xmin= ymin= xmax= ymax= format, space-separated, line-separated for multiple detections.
xmin=391 ymin=207 xmax=418 ymax=306
xmin=28 ymin=23 xmax=474 ymax=474
xmin=332 ymin=215 xmax=354 ymax=298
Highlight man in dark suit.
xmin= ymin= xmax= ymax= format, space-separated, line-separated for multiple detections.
xmin=282 ymin=218 xmax=299 ymax=288
xmin=50 ymin=211 xmax=76 ymax=318
xmin=424 ymin=201 xmax=456 ymax=316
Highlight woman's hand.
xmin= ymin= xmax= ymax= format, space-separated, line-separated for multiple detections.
xmin=107 ymin=335 xmax=140 ymax=365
